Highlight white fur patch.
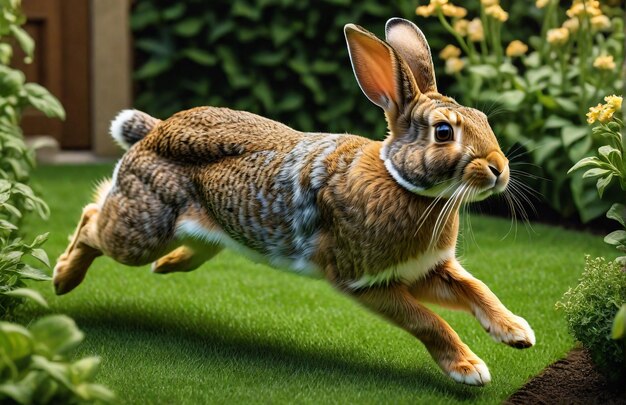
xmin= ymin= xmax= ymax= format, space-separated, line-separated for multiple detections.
xmin=448 ymin=359 xmax=491 ymax=386
xmin=347 ymin=248 xmax=454 ymax=289
xmin=383 ymin=159 xmax=426 ymax=194
xmin=110 ymin=109 xmax=136 ymax=150
xmin=176 ymin=219 xmax=322 ymax=278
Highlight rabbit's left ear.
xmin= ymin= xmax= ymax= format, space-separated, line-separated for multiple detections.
xmin=385 ymin=18 xmax=438 ymax=94
xmin=344 ymin=23 xmax=419 ymax=114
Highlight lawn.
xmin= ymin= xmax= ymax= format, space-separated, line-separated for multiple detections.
xmin=21 ymin=164 xmax=612 ymax=404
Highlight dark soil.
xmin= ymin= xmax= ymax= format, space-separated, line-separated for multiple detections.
xmin=506 ymin=347 xmax=626 ymax=405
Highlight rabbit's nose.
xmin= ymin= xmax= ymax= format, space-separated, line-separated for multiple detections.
xmin=488 ymin=164 xmax=501 ymax=178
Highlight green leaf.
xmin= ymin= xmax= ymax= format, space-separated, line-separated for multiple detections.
xmin=9 ymin=25 xmax=33 ymax=58
xmin=606 ymin=203 xmax=626 ymax=227
xmin=134 ymin=57 xmax=171 ymax=80
xmin=561 ymin=126 xmax=589 ymax=148
xmin=533 ymin=137 xmax=560 ymax=165
xmin=29 ymin=315 xmax=84 ymax=356
xmin=554 ymin=97 xmax=578 ymax=114
xmin=567 ymin=136 xmax=592 ymax=162
xmin=596 ymin=174 xmax=613 ymax=197
xmin=568 ymin=157 xmax=605 ymax=174
xmin=0 ymin=381 xmax=32 ymax=404
xmin=30 ymin=248 xmax=49 ymax=267
xmin=162 ymin=3 xmax=186 ymax=20
xmin=74 ymin=383 xmax=116 ymax=402
xmin=598 ymin=145 xmax=622 ymax=167
xmin=3 ymin=288 xmax=48 ymax=308
xmin=582 ymin=168 xmax=611 ymax=178
xmin=604 ymin=230 xmax=626 ymax=246
xmin=23 ymin=83 xmax=65 ymax=119
xmin=500 ymin=90 xmax=525 ymax=109
xmin=468 ymin=64 xmax=499 ymax=79
xmin=30 ymin=355 xmax=73 ymax=390
xmin=611 ymin=304 xmax=626 ymax=339
xmin=181 ymin=49 xmax=217 ymax=66
xmin=544 ymin=115 xmax=573 ymax=129
xmin=0 ymin=321 xmax=33 ymax=360
xmin=18 ymin=265 xmax=51 ymax=281
xmin=173 ymin=18 xmax=204 ymax=37
xmin=71 ymin=356 xmax=101 ymax=382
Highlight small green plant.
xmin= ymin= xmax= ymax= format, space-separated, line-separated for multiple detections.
xmin=416 ymin=0 xmax=624 ymax=222
xmin=0 ymin=293 xmax=115 ymax=404
xmin=568 ymin=95 xmax=626 ymax=264
xmin=557 ymin=256 xmax=626 ymax=382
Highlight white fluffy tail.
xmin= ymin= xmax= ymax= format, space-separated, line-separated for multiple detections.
xmin=110 ymin=109 xmax=161 ymax=150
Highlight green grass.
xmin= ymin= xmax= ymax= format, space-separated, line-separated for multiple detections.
xmin=21 ymin=164 xmax=612 ymax=404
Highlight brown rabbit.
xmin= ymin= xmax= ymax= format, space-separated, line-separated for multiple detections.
xmin=53 ymin=18 xmax=534 ymax=385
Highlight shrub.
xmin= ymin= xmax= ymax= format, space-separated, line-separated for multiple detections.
xmin=557 ymin=256 xmax=626 ymax=382
xmin=417 ymin=0 xmax=624 ymax=222
xmin=132 ymin=0 xmax=433 ymax=138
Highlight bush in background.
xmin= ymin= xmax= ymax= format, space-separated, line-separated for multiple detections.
xmin=132 ymin=0 xmax=456 ymax=139
xmin=418 ymin=0 xmax=624 ymax=222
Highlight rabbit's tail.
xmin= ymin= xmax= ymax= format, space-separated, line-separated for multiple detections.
xmin=110 ymin=109 xmax=161 ymax=150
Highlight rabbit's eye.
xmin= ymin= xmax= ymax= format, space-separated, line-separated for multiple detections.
xmin=434 ymin=123 xmax=454 ymax=142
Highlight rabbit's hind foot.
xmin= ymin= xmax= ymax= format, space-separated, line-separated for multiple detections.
xmin=53 ymin=203 xmax=103 ymax=295
xmin=151 ymin=243 xmax=222 ymax=274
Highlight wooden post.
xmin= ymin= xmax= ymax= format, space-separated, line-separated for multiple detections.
xmin=91 ymin=0 xmax=131 ymax=157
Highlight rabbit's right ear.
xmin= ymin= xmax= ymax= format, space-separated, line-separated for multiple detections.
xmin=344 ymin=24 xmax=419 ymax=114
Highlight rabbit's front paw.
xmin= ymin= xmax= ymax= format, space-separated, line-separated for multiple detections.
xmin=441 ymin=354 xmax=491 ymax=386
xmin=486 ymin=312 xmax=535 ymax=349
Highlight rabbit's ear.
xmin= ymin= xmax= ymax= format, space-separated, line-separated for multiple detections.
xmin=344 ymin=23 xmax=419 ymax=113
xmin=385 ymin=18 xmax=437 ymax=94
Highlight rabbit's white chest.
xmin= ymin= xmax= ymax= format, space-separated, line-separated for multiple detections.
xmin=346 ymin=248 xmax=455 ymax=289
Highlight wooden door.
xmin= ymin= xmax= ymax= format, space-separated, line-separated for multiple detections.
xmin=17 ymin=0 xmax=91 ymax=149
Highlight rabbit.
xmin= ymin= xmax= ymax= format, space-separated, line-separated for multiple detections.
xmin=52 ymin=18 xmax=535 ymax=386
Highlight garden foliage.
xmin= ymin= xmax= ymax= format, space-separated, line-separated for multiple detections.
xmin=0 ymin=1 xmax=114 ymax=403
xmin=131 ymin=0 xmax=425 ymax=139
xmin=557 ymin=256 xmax=626 ymax=382
xmin=418 ymin=0 xmax=624 ymax=222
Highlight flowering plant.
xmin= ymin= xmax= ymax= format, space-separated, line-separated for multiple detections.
xmin=570 ymin=95 xmax=625 ymax=262
xmin=416 ymin=0 xmax=624 ymax=222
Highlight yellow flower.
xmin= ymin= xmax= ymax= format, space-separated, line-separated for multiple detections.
xmin=591 ymin=15 xmax=611 ymax=32
xmin=598 ymin=107 xmax=615 ymax=122
xmin=506 ymin=40 xmax=528 ymax=57
xmin=566 ymin=0 xmax=602 ymax=18
xmin=536 ymin=0 xmax=550 ymax=8
xmin=593 ymin=55 xmax=616 ymax=70
xmin=453 ymin=19 xmax=469 ymax=36
xmin=468 ymin=18 xmax=484 ymax=42
xmin=481 ymin=0 xmax=499 ymax=6
xmin=562 ymin=18 xmax=580 ymax=33
xmin=445 ymin=57 xmax=465 ymax=74
xmin=441 ymin=4 xmax=468 ymax=18
xmin=439 ymin=44 xmax=462 ymax=60
xmin=586 ymin=103 xmax=603 ymax=124
xmin=485 ymin=4 xmax=509 ymax=22
xmin=587 ymin=96 xmax=623 ymax=124
xmin=605 ymin=95 xmax=623 ymax=110
xmin=416 ymin=4 xmax=436 ymax=17
xmin=547 ymin=28 xmax=569 ymax=45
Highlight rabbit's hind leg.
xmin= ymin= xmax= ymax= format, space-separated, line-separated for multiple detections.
xmin=53 ymin=203 xmax=103 ymax=295
xmin=151 ymin=207 xmax=224 ymax=274
xmin=151 ymin=243 xmax=222 ymax=274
